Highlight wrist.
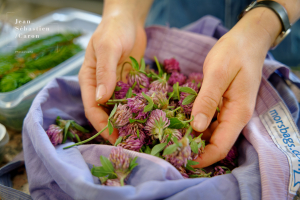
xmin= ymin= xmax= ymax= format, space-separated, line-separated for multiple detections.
xmin=234 ymin=7 xmax=281 ymax=50
xmin=103 ymin=0 xmax=153 ymax=25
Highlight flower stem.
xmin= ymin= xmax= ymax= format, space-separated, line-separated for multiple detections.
xmin=106 ymin=102 xmax=118 ymax=105
xmin=172 ymin=107 xmax=181 ymax=113
xmin=183 ymin=115 xmax=194 ymax=123
xmin=108 ymin=99 xmax=128 ymax=102
xmin=184 ymin=125 xmax=193 ymax=138
xmin=63 ymin=125 xmax=108 ymax=149
xmin=120 ymin=177 xmax=125 ymax=186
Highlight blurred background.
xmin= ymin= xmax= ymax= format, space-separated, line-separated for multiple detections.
xmin=0 ymin=0 xmax=103 ymax=23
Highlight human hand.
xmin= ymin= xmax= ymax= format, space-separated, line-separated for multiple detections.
xmin=78 ymin=2 xmax=148 ymax=144
xmin=191 ymin=7 xmax=282 ymax=168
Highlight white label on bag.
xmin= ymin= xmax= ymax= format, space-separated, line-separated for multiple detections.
xmin=260 ymin=102 xmax=300 ymax=194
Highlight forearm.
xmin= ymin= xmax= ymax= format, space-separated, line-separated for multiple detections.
xmin=103 ymin=0 xmax=153 ymax=25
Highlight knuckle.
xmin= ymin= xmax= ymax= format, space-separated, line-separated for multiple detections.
xmin=96 ymin=64 xmax=109 ymax=77
xmin=200 ymin=93 xmax=220 ymax=111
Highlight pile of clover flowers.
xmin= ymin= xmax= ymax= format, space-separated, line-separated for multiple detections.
xmin=46 ymin=57 xmax=238 ymax=185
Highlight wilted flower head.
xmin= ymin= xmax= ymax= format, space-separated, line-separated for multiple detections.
xmin=127 ymin=94 xmax=148 ymax=119
xmin=119 ymin=123 xmax=146 ymax=142
xmin=109 ymin=147 xmax=130 ymax=172
xmin=149 ymin=91 xmax=168 ymax=110
xmin=176 ymin=113 xmax=186 ymax=121
xmin=46 ymin=124 xmax=63 ymax=146
xmin=104 ymin=179 xmax=122 ymax=186
xmin=118 ymin=135 xmax=143 ymax=152
xmin=164 ymin=110 xmax=175 ymax=118
xmin=127 ymin=71 xmax=149 ymax=90
xmin=161 ymin=128 xmax=182 ymax=145
xmin=164 ymin=137 xmax=191 ymax=168
xmin=163 ymin=58 xmax=180 ymax=73
xmin=187 ymin=72 xmax=203 ymax=85
xmin=220 ymin=146 xmax=238 ymax=167
xmin=149 ymin=79 xmax=169 ymax=93
xmin=144 ymin=109 xmax=170 ymax=141
xmin=214 ymin=166 xmax=225 ymax=176
xmin=168 ymin=72 xmax=186 ymax=86
xmin=110 ymin=104 xmax=132 ymax=128
xmin=115 ymin=81 xmax=130 ymax=99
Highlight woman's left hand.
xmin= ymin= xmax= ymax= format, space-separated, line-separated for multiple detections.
xmin=191 ymin=7 xmax=281 ymax=168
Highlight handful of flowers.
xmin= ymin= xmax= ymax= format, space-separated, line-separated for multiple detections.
xmin=46 ymin=56 xmax=238 ymax=184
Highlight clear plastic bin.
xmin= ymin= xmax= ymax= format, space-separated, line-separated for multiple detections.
xmin=0 ymin=8 xmax=101 ymax=131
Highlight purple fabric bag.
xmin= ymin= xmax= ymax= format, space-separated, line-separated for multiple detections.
xmin=22 ymin=16 xmax=300 ymax=200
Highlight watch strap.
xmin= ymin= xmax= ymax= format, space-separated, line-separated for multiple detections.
xmin=239 ymin=1 xmax=291 ymax=49
xmin=253 ymin=1 xmax=291 ymax=32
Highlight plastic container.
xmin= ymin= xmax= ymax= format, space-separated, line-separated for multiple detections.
xmin=0 ymin=8 xmax=101 ymax=131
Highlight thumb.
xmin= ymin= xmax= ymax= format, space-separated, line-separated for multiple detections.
xmin=191 ymin=70 xmax=230 ymax=132
xmin=95 ymin=42 xmax=122 ymax=103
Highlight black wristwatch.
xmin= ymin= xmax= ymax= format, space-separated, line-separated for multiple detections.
xmin=239 ymin=1 xmax=291 ymax=49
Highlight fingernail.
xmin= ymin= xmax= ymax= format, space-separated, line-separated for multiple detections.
xmin=193 ymin=113 xmax=208 ymax=132
xmin=96 ymin=84 xmax=106 ymax=101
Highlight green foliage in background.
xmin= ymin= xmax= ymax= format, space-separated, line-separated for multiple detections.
xmin=0 ymin=32 xmax=83 ymax=92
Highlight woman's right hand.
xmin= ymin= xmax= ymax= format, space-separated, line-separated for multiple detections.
xmin=78 ymin=1 xmax=150 ymax=144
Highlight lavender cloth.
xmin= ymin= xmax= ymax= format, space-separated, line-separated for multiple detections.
xmin=23 ymin=16 xmax=300 ymax=200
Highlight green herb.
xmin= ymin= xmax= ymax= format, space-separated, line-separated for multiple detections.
xmin=151 ymin=143 xmax=167 ymax=156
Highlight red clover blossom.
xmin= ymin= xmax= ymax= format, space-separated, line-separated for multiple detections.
xmin=118 ymin=123 xmax=146 ymax=142
xmin=149 ymin=79 xmax=169 ymax=93
xmin=168 ymin=72 xmax=186 ymax=86
xmin=110 ymin=104 xmax=132 ymax=128
xmin=127 ymin=71 xmax=149 ymax=91
xmin=164 ymin=137 xmax=191 ymax=168
xmin=187 ymin=72 xmax=203 ymax=85
xmin=179 ymin=82 xmax=198 ymax=115
xmin=163 ymin=58 xmax=180 ymax=73
xmin=127 ymin=93 xmax=148 ymax=119
xmin=118 ymin=135 xmax=143 ymax=152
xmin=115 ymin=81 xmax=130 ymax=99
xmin=46 ymin=124 xmax=63 ymax=146
xmin=144 ymin=109 xmax=170 ymax=141
xmin=109 ymin=147 xmax=130 ymax=172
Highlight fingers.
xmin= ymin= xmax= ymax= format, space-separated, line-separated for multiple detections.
xmin=94 ymin=40 xmax=123 ymax=103
xmin=192 ymin=69 xmax=258 ymax=168
xmin=79 ymin=42 xmax=119 ymax=144
xmin=191 ymin=60 xmax=236 ymax=132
